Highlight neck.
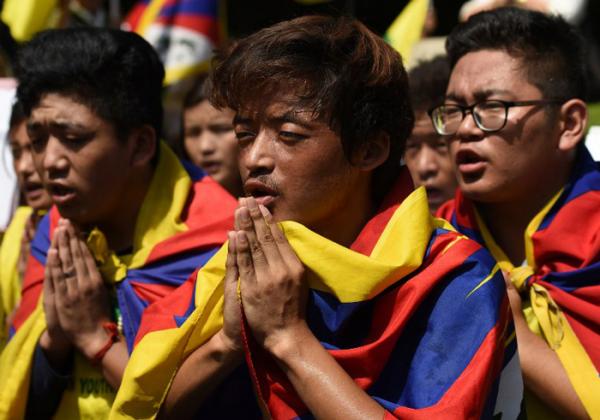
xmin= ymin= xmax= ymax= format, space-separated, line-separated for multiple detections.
xmin=477 ymin=159 xmax=573 ymax=265
xmin=94 ymin=165 xmax=154 ymax=253
xmin=312 ymin=177 xmax=375 ymax=248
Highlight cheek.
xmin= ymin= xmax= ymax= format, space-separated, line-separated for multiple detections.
xmin=218 ymin=134 xmax=239 ymax=163
xmin=183 ymin=137 xmax=199 ymax=156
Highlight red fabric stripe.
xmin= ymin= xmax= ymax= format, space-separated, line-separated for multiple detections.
xmin=134 ymin=269 xmax=199 ymax=345
xmin=153 ymin=15 xmax=220 ymax=44
xmin=147 ymin=177 xmax=235 ymax=262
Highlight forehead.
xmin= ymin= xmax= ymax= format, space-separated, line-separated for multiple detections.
xmin=446 ymin=49 xmax=540 ymax=100
xmin=28 ymin=93 xmax=104 ymax=128
xmin=184 ymin=100 xmax=234 ymax=122
xmin=236 ymin=91 xmax=324 ymax=126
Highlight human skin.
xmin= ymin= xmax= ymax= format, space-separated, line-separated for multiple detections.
xmin=160 ymin=92 xmax=391 ymax=419
xmin=183 ymin=101 xmax=242 ymax=197
xmin=404 ymin=111 xmax=457 ymax=213
xmin=28 ymin=92 xmax=156 ymax=389
xmin=446 ymin=49 xmax=588 ymax=418
xmin=9 ymin=121 xmax=52 ymax=211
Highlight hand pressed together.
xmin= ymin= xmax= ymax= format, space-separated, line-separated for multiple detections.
xmin=41 ymin=218 xmax=113 ymax=360
xmin=230 ymin=197 xmax=309 ymax=354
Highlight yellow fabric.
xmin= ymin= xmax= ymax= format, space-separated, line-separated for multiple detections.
xmin=0 ymin=206 xmax=32 ymax=349
xmin=0 ymin=143 xmax=193 ymax=419
xmin=110 ymin=187 xmax=464 ymax=419
xmin=383 ymin=0 xmax=429 ymax=65
xmin=1 ymin=0 xmax=60 ymax=42
xmin=473 ymin=190 xmax=600 ymax=418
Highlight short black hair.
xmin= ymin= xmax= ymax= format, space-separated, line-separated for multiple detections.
xmin=15 ymin=27 xmax=165 ymax=141
xmin=183 ymin=73 xmax=211 ymax=110
xmin=446 ymin=7 xmax=587 ymax=101
xmin=212 ymin=15 xmax=414 ymax=204
xmin=408 ymin=55 xmax=450 ymax=113
xmin=8 ymin=100 xmax=26 ymax=133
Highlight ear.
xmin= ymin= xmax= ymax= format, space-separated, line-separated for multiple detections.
xmin=128 ymin=125 xmax=157 ymax=167
xmin=353 ymin=131 xmax=391 ymax=171
xmin=557 ymin=99 xmax=587 ymax=152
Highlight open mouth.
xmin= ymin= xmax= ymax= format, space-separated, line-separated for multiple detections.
xmin=244 ymin=179 xmax=279 ymax=208
xmin=23 ymin=181 xmax=45 ymax=200
xmin=456 ymin=149 xmax=486 ymax=174
xmin=47 ymin=182 xmax=76 ymax=204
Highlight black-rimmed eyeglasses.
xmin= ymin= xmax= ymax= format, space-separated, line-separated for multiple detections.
xmin=428 ymin=99 xmax=565 ymax=136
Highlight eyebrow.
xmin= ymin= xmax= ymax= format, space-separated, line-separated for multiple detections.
xmin=26 ymin=120 xmax=90 ymax=131
xmin=233 ymin=110 xmax=316 ymax=129
xmin=445 ymin=89 xmax=514 ymax=103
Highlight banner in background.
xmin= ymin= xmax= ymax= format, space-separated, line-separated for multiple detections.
xmin=124 ymin=0 xmax=223 ymax=85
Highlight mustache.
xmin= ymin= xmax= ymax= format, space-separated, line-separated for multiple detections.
xmin=243 ymin=173 xmax=280 ymax=195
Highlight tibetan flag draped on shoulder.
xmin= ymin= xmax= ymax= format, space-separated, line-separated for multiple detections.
xmin=124 ymin=0 xmax=223 ymax=85
xmin=0 ymin=142 xmax=236 ymax=419
xmin=111 ymin=169 xmax=520 ymax=420
xmin=437 ymin=146 xmax=600 ymax=418
xmin=0 ymin=206 xmax=32 ymax=349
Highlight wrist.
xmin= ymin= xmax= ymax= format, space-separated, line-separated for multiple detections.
xmin=263 ymin=322 xmax=310 ymax=364
xmin=40 ymin=329 xmax=72 ymax=353
xmin=39 ymin=330 xmax=73 ymax=370
xmin=211 ymin=330 xmax=244 ymax=363
xmin=76 ymin=322 xmax=118 ymax=361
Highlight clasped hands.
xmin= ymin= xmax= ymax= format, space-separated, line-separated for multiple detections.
xmin=40 ymin=219 xmax=113 ymax=361
xmin=219 ymin=197 xmax=309 ymax=358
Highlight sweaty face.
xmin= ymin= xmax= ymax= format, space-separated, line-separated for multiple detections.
xmin=404 ymin=112 xmax=457 ymax=212
xmin=27 ymin=94 xmax=134 ymax=227
xmin=234 ymin=94 xmax=364 ymax=233
xmin=183 ymin=100 xmax=241 ymax=196
xmin=445 ymin=50 xmax=561 ymax=203
xmin=9 ymin=121 xmax=52 ymax=211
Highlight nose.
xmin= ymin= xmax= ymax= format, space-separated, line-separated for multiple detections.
xmin=198 ymin=130 xmax=217 ymax=156
xmin=415 ymin=146 xmax=439 ymax=181
xmin=455 ymin=109 xmax=484 ymax=142
xmin=16 ymin=148 xmax=35 ymax=177
xmin=241 ymin=130 xmax=275 ymax=176
xmin=43 ymin=136 xmax=69 ymax=177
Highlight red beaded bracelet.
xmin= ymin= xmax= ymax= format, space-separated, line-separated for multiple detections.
xmin=90 ymin=322 xmax=119 ymax=365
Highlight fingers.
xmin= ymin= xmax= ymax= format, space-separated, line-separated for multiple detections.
xmin=48 ymin=231 xmax=68 ymax=297
xmin=235 ymin=231 xmax=255 ymax=286
xmin=56 ymin=221 xmax=77 ymax=297
xmin=257 ymin=204 xmax=302 ymax=270
xmin=236 ymin=197 xmax=283 ymax=271
xmin=64 ymin=222 xmax=89 ymax=290
xmin=224 ymin=232 xmax=239 ymax=289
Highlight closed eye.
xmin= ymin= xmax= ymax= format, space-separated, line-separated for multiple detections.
xmin=279 ymin=131 xmax=307 ymax=142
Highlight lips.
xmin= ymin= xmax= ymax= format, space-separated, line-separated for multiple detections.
xmin=199 ymin=160 xmax=221 ymax=175
xmin=243 ymin=179 xmax=279 ymax=208
xmin=47 ymin=182 xmax=77 ymax=205
xmin=456 ymin=149 xmax=487 ymax=175
xmin=23 ymin=180 xmax=45 ymax=201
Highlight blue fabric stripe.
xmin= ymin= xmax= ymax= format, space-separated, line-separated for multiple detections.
xmin=30 ymin=213 xmax=51 ymax=265
xmin=117 ymin=247 xmax=219 ymax=352
xmin=539 ymin=147 xmax=600 ymax=230
xmin=158 ymin=0 xmax=218 ymax=19
xmin=368 ymin=248 xmax=504 ymax=410
xmin=181 ymin=158 xmax=206 ymax=182
xmin=542 ymin=260 xmax=600 ymax=292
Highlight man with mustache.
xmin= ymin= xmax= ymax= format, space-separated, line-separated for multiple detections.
xmin=0 ymin=28 xmax=236 ymax=419
xmin=435 ymin=7 xmax=600 ymax=419
xmin=113 ymin=15 xmax=522 ymax=420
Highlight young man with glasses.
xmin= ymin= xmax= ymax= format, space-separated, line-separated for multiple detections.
xmin=435 ymin=7 xmax=600 ymax=419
